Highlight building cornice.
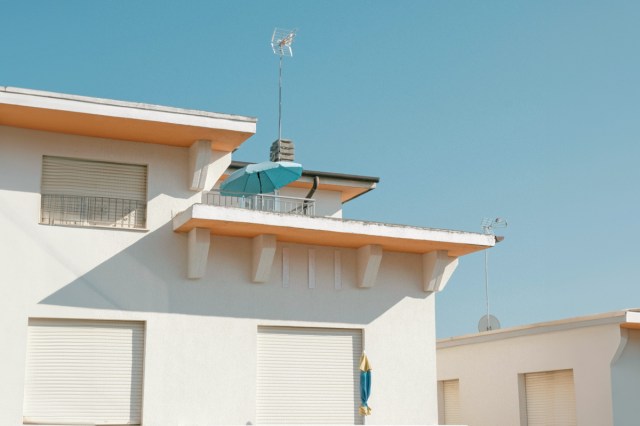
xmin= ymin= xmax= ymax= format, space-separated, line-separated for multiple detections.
xmin=0 ymin=86 xmax=256 ymax=151
xmin=437 ymin=309 xmax=640 ymax=349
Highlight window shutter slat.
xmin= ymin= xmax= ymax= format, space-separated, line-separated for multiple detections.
xmin=524 ymin=369 xmax=576 ymax=426
xmin=441 ymin=379 xmax=461 ymax=425
xmin=23 ymin=319 xmax=145 ymax=425
xmin=257 ymin=327 xmax=362 ymax=425
xmin=42 ymin=156 xmax=147 ymax=201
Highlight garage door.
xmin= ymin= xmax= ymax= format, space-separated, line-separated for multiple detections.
xmin=257 ymin=326 xmax=362 ymax=424
xmin=23 ymin=319 xmax=145 ymax=425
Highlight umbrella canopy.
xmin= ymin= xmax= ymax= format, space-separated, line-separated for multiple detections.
xmin=359 ymin=353 xmax=372 ymax=416
xmin=220 ymin=161 xmax=302 ymax=196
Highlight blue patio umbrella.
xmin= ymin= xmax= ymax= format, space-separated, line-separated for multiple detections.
xmin=220 ymin=161 xmax=302 ymax=195
xmin=359 ymin=352 xmax=372 ymax=416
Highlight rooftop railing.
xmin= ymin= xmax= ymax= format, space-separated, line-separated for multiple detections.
xmin=202 ymin=190 xmax=315 ymax=217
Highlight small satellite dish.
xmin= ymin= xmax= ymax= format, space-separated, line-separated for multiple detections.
xmin=478 ymin=314 xmax=501 ymax=332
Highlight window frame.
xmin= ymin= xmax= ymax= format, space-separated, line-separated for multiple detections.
xmin=40 ymin=155 xmax=149 ymax=230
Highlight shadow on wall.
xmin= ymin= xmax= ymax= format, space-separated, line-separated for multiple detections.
xmin=1 ymin=125 xmax=429 ymax=324
xmin=39 ymin=222 xmax=429 ymax=324
xmin=0 ymin=126 xmax=194 ymax=201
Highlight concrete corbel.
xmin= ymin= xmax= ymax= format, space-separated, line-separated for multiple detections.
xmin=187 ymin=228 xmax=211 ymax=279
xmin=422 ymin=250 xmax=459 ymax=292
xmin=189 ymin=140 xmax=232 ymax=191
xmin=357 ymin=244 xmax=383 ymax=288
xmin=252 ymin=234 xmax=277 ymax=283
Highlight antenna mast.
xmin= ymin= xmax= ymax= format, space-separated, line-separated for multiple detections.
xmin=479 ymin=217 xmax=507 ymax=331
xmin=271 ymin=28 xmax=297 ymax=142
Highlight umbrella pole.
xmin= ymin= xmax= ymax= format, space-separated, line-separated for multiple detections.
xmin=257 ymin=174 xmax=263 ymax=211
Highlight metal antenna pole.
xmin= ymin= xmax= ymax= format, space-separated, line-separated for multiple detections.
xmin=479 ymin=217 xmax=507 ymax=332
xmin=278 ymin=54 xmax=283 ymax=142
xmin=484 ymin=249 xmax=491 ymax=330
xmin=271 ymin=28 xmax=296 ymax=144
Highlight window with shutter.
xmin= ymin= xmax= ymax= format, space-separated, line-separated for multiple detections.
xmin=40 ymin=156 xmax=148 ymax=229
xmin=438 ymin=379 xmax=462 ymax=425
xmin=523 ymin=369 xmax=576 ymax=426
xmin=257 ymin=326 xmax=362 ymax=425
xmin=23 ymin=319 xmax=145 ymax=425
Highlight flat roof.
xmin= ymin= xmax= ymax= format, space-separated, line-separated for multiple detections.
xmin=225 ymin=161 xmax=379 ymax=203
xmin=173 ymin=204 xmax=495 ymax=257
xmin=0 ymin=86 xmax=256 ymax=151
xmin=437 ymin=309 xmax=640 ymax=348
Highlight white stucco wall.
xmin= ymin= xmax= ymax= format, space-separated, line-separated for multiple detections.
xmin=437 ymin=323 xmax=623 ymax=426
xmin=0 ymin=125 xmax=439 ymax=425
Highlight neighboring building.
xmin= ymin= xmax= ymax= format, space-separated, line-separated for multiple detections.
xmin=0 ymin=86 xmax=495 ymax=425
xmin=436 ymin=309 xmax=640 ymax=426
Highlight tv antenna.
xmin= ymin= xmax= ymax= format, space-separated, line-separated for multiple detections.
xmin=271 ymin=28 xmax=297 ymax=142
xmin=478 ymin=217 xmax=507 ymax=332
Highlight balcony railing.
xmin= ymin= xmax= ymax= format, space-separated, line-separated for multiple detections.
xmin=41 ymin=194 xmax=147 ymax=229
xmin=202 ymin=190 xmax=315 ymax=216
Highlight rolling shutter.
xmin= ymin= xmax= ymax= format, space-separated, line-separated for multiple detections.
xmin=41 ymin=156 xmax=147 ymax=228
xmin=257 ymin=326 xmax=362 ymax=425
xmin=23 ymin=319 xmax=145 ymax=425
xmin=441 ymin=379 xmax=461 ymax=425
xmin=42 ymin=156 xmax=147 ymax=201
xmin=524 ymin=369 xmax=576 ymax=426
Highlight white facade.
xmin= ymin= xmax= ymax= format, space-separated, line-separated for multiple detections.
xmin=0 ymin=87 xmax=494 ymax=425
xmin=437 ymin=310 xmax=640 ymax=426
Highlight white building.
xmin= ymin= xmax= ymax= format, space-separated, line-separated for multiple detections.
xmin=0 ymin=86 xmax=495 ymax=425
xmin=436 ymin=309 xmax=640 ymax=426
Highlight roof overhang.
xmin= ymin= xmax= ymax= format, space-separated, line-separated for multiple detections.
xmin=621 ymin=309 xmax=640 ymax=329
xmin=173 ymin=204 xmax=494 ymax=257
xmin=224 ymin=161 xmax=379 ymax=203
xmin=0 ymin=87 xmax=257 ymax=151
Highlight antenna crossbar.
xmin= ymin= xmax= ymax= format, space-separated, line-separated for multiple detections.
xmin=271 ymin=28 xmax=296 ymax=57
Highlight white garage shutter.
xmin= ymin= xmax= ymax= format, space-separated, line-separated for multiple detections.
xmin=524 ymin=369 xmax=576 ymax=426
xmin=440 ymin=379 xmax=461 ymax=425
xmin=257 ymin=326 xmax=362 ymax=425
xmin=23 ymin=319 xmax=145 ymax=425
xmin=41 ymin=156 xmax=147 ymax=229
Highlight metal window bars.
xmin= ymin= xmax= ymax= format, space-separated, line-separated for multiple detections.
xmin=202 ymin=190 xmax=315 ymax=216
xmin=41 ymin=194 xmax=147 ymax=229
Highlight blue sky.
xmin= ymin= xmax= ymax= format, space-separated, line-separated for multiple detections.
xmin=2 ymin=1 xmax=639 ymax=337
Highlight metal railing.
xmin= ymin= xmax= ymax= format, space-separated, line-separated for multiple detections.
xmin=41 ymin=194 xmax=147 ymax=229
xmin=202 ymin=190 xmax=315 ymax=216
